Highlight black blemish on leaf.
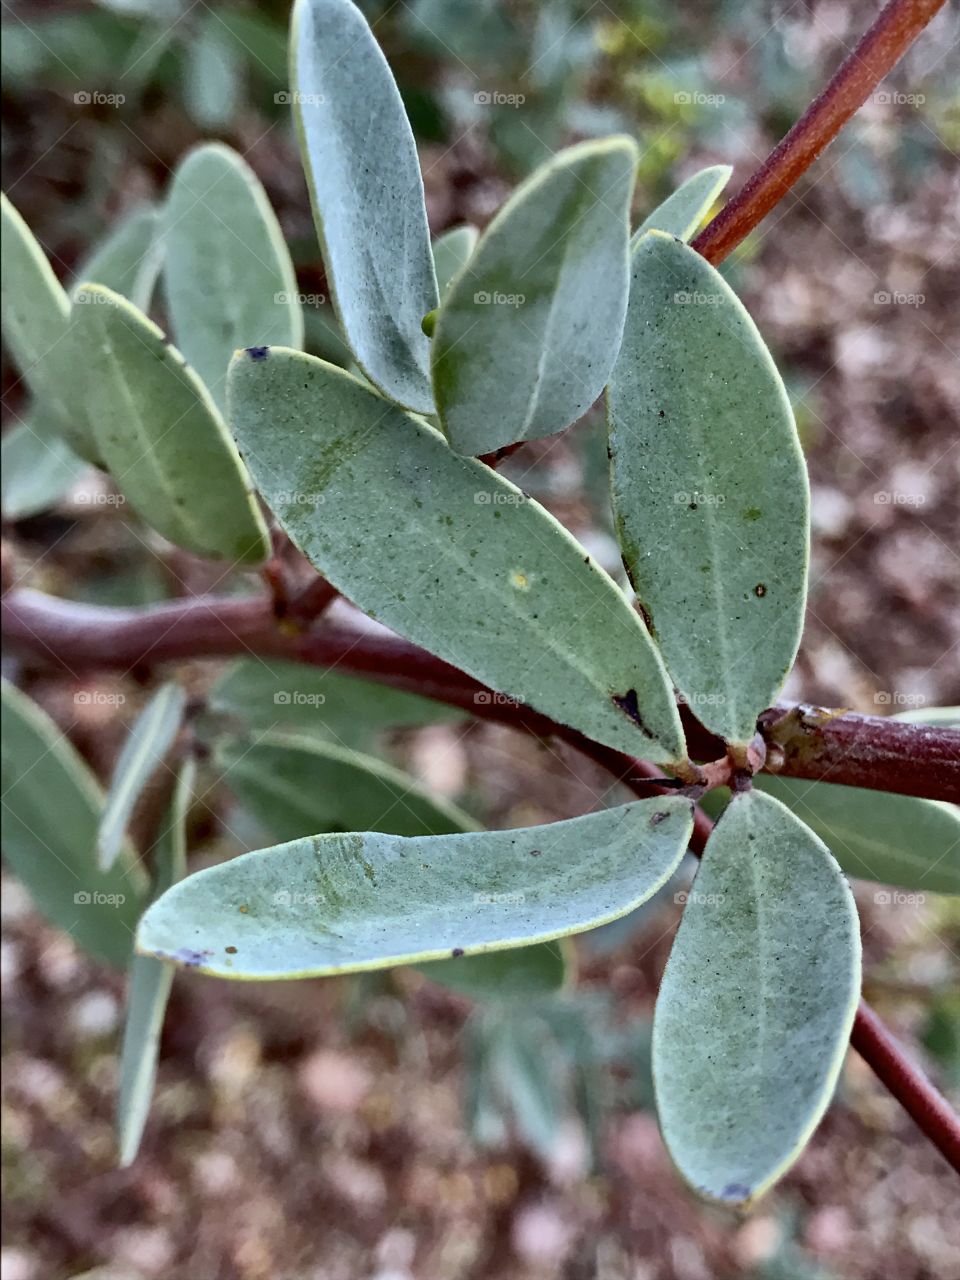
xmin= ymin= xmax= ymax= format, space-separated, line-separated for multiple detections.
xmin=225 ymin=946 xmax=238 ymax=954
xmin=611 ymin=689 xmax=655 ymax=739
xmin=451 ymin=947 xmax=464 ymax=958
xmin=754 ymin=583 xmax=767 ymax=597
xmin=528 ymin=848 xmax=542 ymax=857
xmin=245 ymin=346 xmax=270 ymax=361
xmin=649 ymin=811 xmax=670 ymax=826
xmin=174 ymin=947 xmax=213 ymax=968
xmin=688 ymin=502 xmax=698 ymax=510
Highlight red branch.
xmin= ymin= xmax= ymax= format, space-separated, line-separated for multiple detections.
xmin=692 ymin=0 xmax=948 ymax=265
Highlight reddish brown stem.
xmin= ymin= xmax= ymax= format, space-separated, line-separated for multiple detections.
xmin=3 ymin=587 xmax=957 ymax=803
xmin=692 ymin=0 xmax=947 ymax=265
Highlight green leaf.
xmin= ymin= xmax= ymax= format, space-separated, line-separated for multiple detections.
xmin=136 ymin=796 xmax=693 ymax=978
xmin=74 ymin=205 xmax=163 ymax=312
xmin=894 ymin=705 xmax=960 ymax=727
xmin=215 ymin=731 xmax=478 ymax=843
xmin=183 ymin=18 xmax=242 ymax=131
xmin=162 ymin=143 xmax=302 ymax=407
xmin=419 ymin=941 xmax=568 ymax=999
xmin=607 ymin=231 xmax=809 ymax=744
xmin=756 ymin=775 xmax=960 ymax=895
xmin=291 ymin=0 xmax=438 ymax=412
xmin=491 ymin=1020 xmax=563 ymax=1159
xmin=98 ymin=683 xmax=186 ymax=871
xmin=432 ymin=225 xmax=478 ymax=295
xmin=631 ymin=164 xmax=732 ymax=247
xmin=0 ymin=421 xmax=87 ymax=520
xmin=431 ymin=138 xmax=638 ymax=456
xmin=0 ymin=680 xmax=147 ymax=967
xmin=1 ymin=193 xmax=97 ymax=461
xmin=74 ymin=283 xmax=270 ymax=564
xmin=117 ymin=757 xmax=194 ymax=1167
xmin=653 ymin=790 xmax=861 ymax=1207
xmin=209 ymin=657 xmax=464 ymax=748
xmin=227 ymin=347 xmax=686 ymax=765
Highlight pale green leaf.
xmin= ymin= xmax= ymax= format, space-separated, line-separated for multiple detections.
xmin=183 ymin=19 xmax=242 ymax=130
xmin=162 ymin=143 xmax=302 ymax=407
xmin=98 ymin=683 xmax=187 ymax=871
xmin=894 ymin=705 xmax=960 ymax=727
xmin=209 ymin=657 xmax=464 ymax=748
xmin=291 ymin=0 xmax=438 ymax=412
xmin=631 ymin=164 xmax=732 ymax=247
xmin=419 ymin=940 xmax=568 ymax=999
xmin=0 ymin=679 xmax=147 ymax=967
xmin=74 ymin=205 xmax=163 ymax=312
xmin=1 ymin=421 xmax=87 ymax=520
xmin=117 ymin=757 xmax=194 ymax=1167
xmin=136 ymin=796 xmax=693 ymax=978
xmin=432 ymin=225 xmax=478 ymax=295
xmin=227 ymin=347 xmax=686 ymax=765
xmin=653 ymin=790 xmax=861 ymax=1207
xmin=756 ymin=775 xmax=960 ymax=895
xmin=607 ymin=231 xmax=809 ymax=744
xmin=1 ymin=192 xmax=98 ymax=461
xmin=215 ymin=731 xmax=478 ymax=843
xmin=74 ymin=283 xmax=270 ymax=564
xmin=432 ymin=138 xmax=638 ymax=456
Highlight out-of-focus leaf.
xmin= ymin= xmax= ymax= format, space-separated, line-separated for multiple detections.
xmin=209 ymin=6 xmax=289 ymax=84
xmin=631 ymin=164 xmax=731 ymax=246
xmin=291 ymin=0 xmax=438 ymax=412
xmin=183 ymin=17 xmax=242 ymax=130
xmin=116 ymin=757 xmax=194 ymax=1166
xmin=74 ymin=205 xmax=163 ymax=312
xmin=0 ymin=422 xmax=87 ymax=520
xmin=136 ymin=797 xmax=693 ymax=978
xmin=227 ymin=347 xmax=685 ymax=765
xmin=162 ymin=143 xmax=302 ymax=407
xmin=0 ymin=680 xmax=147 ymax=967
xmin=419 ymin=941 xmax=569 ymax=998
xmin=607 ymin=231 xmax=809 ymax=744
xmin=432 ymin=225 xmax=478 ymax=295
xmin=214 ymin=731 xmax=477 ymax=842
xmin=98 ymin=683 xmax=186 ymax=871
xmin=653 ymin=790 xmax=860 ymax=1207
xmin=209 ymin=658 xmax=464 ymax=748
xmin=432 ymin=139 xmax=637 ymax=456
xmin=73 ymin=283 xmax=270 ymax=564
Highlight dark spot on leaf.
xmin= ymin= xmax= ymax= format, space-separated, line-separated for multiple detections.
xmin=246 ymin=346 xmax=269 ymax=361
xmin=529 ymin=848 xmax=542 ymax=857
xmin=688 ymin=502 xmax=698 ymax=510
xmin=174 ymin=948 xmax=213 ymax=968
xmin=238 ymin=905 xmax=249 ymax=913
xmin=720 ymin=1182 xmax=751 ymax=1202
xmin=649 ymin=811 xmax=670 ymax=826
xmin=225 ymin=946 xmax=237 ymax=954
xmin=743 ymin=507 xmax=762 ymax=522
xmin=611 ymin=689 xmax=655 ymax=740
xmin=451 ymin=947 xmax=464 ymax=957
xmin=754 ymin=583 xmax=767 ymax=597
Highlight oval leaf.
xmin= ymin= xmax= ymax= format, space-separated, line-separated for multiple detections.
xmin=227 ymin=347 xmax=685 ymax=765
xmin=607 ymin=231 xmax=809 ymax=744
xmin=75 ymin=204 xmax=163 ymax=312
xmin=1 ymin=192 xmax=97 ymax=461
xmin=137 ymin=796 xmax=693 ymax=978
xmin=98 ymin=683 xmax=187 ymax=871
xmin=631 ymin=164 xmax=732 ymax=247
xmin=117 ymin=757 xmax=194 ymax=1167
xmin=163 ymin=143 xmax=302 ymax=407
xmin=74 ymin=283 xmax=270 ymax=564
xmin=291 ymin=0 xmax=438 ymax=412
xmin=433 ymin=225 xmax=479 ymax=295
xmin=215 ymin=731 xmax=478 ymax=843
xmin=653 ymin=789 xmax=861 ymax=1207
xmin=432 ymin=138 xmax=638 ymax=456
xmin=0 ymin=680 xmax=147 ymax=967
xmin=757 ymin=774 xmax=960 ymax=895
xmin=1 ymin=421 xmax=87 ymax=520
xmin=419 ymin=941 xmax=569 ymax=999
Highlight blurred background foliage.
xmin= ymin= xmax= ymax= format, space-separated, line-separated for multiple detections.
xmin=2 ymin=2 xmax=958 ymax=1278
